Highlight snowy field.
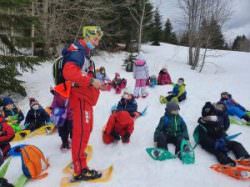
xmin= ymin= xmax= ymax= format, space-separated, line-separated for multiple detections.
xmin=5 ymin=43 xmax=250 ymax=187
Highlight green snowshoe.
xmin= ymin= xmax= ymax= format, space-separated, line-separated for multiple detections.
xmin=180 ymin=139 xmax=195 ymax=164
xmin=146 ymin=147 xmax=175 ymax=161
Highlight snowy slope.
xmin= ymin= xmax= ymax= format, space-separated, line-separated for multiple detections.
xmin=5 ymin=43 xmax=250 ymax=187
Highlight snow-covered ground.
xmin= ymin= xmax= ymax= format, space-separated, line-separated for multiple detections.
xmin=5 ymin=43 xmax=250 ymax=187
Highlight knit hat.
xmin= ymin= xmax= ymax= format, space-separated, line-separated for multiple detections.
xmin=166 ymin=101 xmax=180 ymax=113
xmin=115 ymin=72 xmax=120 ymax=78
xmin=202 ymin=102 xmax=215 ymax=117
xmin=221 ymin=91 xmax=230 ymax=98
xmin=3 ymin=97 xmax=14 ymax=107
xmin=137 ymin=53 xmax=145 ymax=61
xmin=123 ymin=88 xmax=133 ymax=96
xmin=29 ymin=98 xmax=39 ymax=107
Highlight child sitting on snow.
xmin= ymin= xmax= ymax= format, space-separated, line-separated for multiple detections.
xmin=24 ymin=98 xmax=51 ymax=132
xmin=220 ymin=92 xmax=250 ymax=123
xmin=133 ymin=55 xmax=149 ymax=98
xmin=96 ymin=66 xmax=111 ymax=91
xmin=2 ymin=97 xmax=24 ymax=132
xmin=0 ymin=114 xmax=15 ymax=166
xmin=154 ymin=102 xmax=189 ymax=155
xmin=103 ymin=89 xmax=140 ymax=144
xmin=160 ymin=78 xmax=187 ymax=104
xmin=102 ymin=110 xmax=134 ymax=144
xmin=116 ymin=88 xmax=140 ymax=118
xmin=157 ymin=67 xmax=172 ymax=85
xmin=111 ymin=73 xmax=127 ymax=94
xmin=194 ymin=102 xmax=250 ymax=166
xmin=96 ymin=66 xmax=110 ymax=83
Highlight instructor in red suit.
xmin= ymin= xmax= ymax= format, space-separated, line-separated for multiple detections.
xmin=62 ymin=26 xmax=104 ymax=180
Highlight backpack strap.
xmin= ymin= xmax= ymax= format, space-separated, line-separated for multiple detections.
xmin=29 ymin=146 xmax=49 ymax=180
xmin=22 ymin=146 xmax=49 ymax=180
xmin=29 ymin=146 xmax=49 ymax=169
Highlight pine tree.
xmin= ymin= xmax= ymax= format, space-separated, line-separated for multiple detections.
xmin=103 ymin=0 xmax=137 ymax=51
xmin=209 ymin=18 xmax=224 ymax=49
xmin=232 ymin=35 xmax=250 ymax=52
xmin=0 ymin=0 xmax=44 ymax=96
xmin=151 ymin=8 xmax=162 ymax=46
xmin=180 ymin=32 xmax=189 ymax=46
xmin=163 ymin=19 xmax=178 ymax=44
xmin=199 ymin=18 xmax=225 ymax=49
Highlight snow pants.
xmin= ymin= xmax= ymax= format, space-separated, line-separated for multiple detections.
xmin=227 ymin=106 xmax=246 ymax=118
xmin=103 ymin=111 xmax=134 ymax=144
xmin=156 ymin=132 xmax=184 ymax=154
xmin=58 ymin=119 xmax=72 ymax=146
xmin=167 ymin=92 xmax=186 ymax=103
xmin=134 ymin=79 xmax=147 ymax=97
xmin=70 ymin=99 xmax=93 ymax=175
xmin=200 ymin=140 xmax=250 ymax=165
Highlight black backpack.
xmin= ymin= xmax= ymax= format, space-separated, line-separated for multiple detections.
xmin=53 ymin=57 xmax=65 ymax=85
xmin=53 ymin=41 xmax=88 ymax=86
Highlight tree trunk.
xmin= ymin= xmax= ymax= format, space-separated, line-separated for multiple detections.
xmin=199 ymin=35 xmax=210 ymax=72
xmin=192 ymin=45 xmax=200 ymax=69
xmin=138 ymin=0 xmax=145 ymax=52
xmin=42 ymin=0 xmax=50 ymax=56
xmin=31 ymin=1 xmax=35 ymax=56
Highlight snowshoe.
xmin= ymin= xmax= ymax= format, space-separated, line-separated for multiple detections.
xmin=236 ymin=159 xmax=250 ymax=167
xmin=159 ymin=95 xmax=167 ymax=104
xmin=63 ymin=145 xmax=93 ymax=174
xmin=146 ymin=147 xmax=175 ymax=161
xmin=229 ymin=116 xmax=250 ymax=126
xmin=61 ymin=166 xmax=113 ymax=186
xmin=73 ymin=168 xmax=102 ymax=181
xmin=210 ymin=163 xmax=250 ymax=180
xmin=12 ymin=130 xmax=31 ymax=142
xmin=180 ymin=139 xmax=195 ymax=164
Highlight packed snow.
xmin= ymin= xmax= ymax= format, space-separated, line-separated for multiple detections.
xmin=5 ymin=43 xmax=250 ymax=187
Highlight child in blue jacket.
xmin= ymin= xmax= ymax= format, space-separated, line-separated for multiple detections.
xmin=116 ymin=88 xmax=139 ymax=118
xmin=2 ymin=97 xmax=24 ymax=132
xmin=220 ymin=92 xmax=250 ymax=122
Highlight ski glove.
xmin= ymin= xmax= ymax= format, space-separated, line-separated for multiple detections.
xmin=215 ymin=138 xmax=228 ymax=152
xmin=111 ymin=130 xmax=120 ymax=140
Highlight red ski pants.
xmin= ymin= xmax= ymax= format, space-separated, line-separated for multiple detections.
xmin=71 ymin=98 xmax=93 ymax=175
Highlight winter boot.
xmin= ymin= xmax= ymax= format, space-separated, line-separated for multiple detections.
xmin=242 ymin=115 xmax=250 ymax=122
xmin=74 ymin=168 xmax=102 ymax=181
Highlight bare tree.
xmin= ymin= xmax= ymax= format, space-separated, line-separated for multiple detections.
xmin=178 ymin=0 xmax=232 ymax=70
xmin=127 ymin=0 xmax=146 ymax=52
xmin=34 ymin=0 xmax=111 ymax=56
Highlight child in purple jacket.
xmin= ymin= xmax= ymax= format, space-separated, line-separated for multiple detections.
xmin=133 ymin=56 xmax=149 ymax=98
xmin=50 ymin=89 xmax=72 ymax=150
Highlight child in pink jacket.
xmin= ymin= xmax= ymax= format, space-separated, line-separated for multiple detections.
xmin=133 ymin=56 xmax=149 ymax=98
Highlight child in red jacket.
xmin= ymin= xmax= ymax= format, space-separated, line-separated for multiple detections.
xmin=157 ymin=67 xmax=172 ymax=85
xmin=102 ymin=111 xmax=134 ymax=144
xmin=0 ymin=115 xmax=15 ymax=166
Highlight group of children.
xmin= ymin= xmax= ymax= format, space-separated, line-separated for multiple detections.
xmin=0 ymin=97 xmax=51 ymax=133
xmin=0 ymin=96 xmax=53 ymax=165
xmin=154 ymin=92 xmax=250 ymax=166
xmin=1 ymin=54 xmax=250 ymax=170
